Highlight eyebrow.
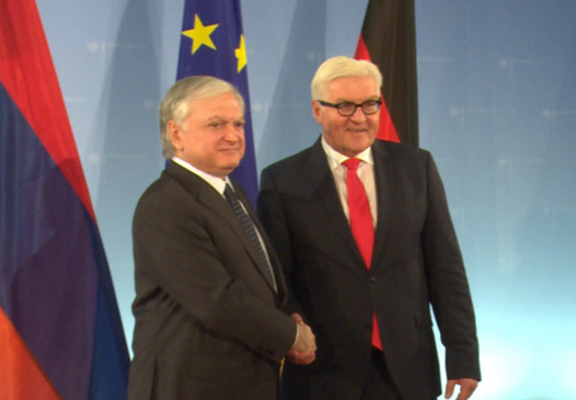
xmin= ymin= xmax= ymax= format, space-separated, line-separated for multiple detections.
xmin=205 ymin=116 xmax=245 ymax=124
xmin=331 ymin=96 xmax=381 ymax=103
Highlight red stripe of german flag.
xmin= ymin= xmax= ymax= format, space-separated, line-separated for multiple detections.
xmin=354 ymin=0 xmax=419 ymax=146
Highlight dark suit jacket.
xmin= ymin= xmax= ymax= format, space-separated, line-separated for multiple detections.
xmin=258 ymin=138 xmax=480 ymax=400
xmin=128 ymin=161 xmax=297 ymax=400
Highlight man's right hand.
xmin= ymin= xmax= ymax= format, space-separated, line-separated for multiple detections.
xmin=289 ymin=313 xmax=316 ymax=365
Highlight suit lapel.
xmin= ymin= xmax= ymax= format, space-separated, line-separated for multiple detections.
xmin=243 ymin=190 xmax=288 ymax=300
xmin=165 ymin=162 xmax=280 ymax=295
xmin=371 ymin=141 xmax=395 ymax=270
xmin=230 ymin=181 xmax=285 ymax=297
xmin=305 ymin=139 xmax=367 ymax=268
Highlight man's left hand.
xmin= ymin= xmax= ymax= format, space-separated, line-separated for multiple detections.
xmin=445 ymin=378 xmax=478 ymax=400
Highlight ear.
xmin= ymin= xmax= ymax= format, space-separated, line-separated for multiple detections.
xmin=166 ymin=120 xmax=184 ymax=156
xmin=311 ymin=100 xmax=323 ymax=125
xmin=168 ymin=121 xmax=182 ymax=152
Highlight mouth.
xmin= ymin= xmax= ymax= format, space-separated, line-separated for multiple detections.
xmin=219 ymin=147 xmax=242 ymax=156
xmin=347 ymin=128 xmax=368 ymax=134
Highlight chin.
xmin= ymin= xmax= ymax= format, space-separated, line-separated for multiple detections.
xmin=346 ymin=141 xmax=372 ymax=153
xmin=222 ymin=161 xmax=241 ymax=172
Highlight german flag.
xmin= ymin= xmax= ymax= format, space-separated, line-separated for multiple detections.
xmin=355 ymin=0 xmax=419 ymax=146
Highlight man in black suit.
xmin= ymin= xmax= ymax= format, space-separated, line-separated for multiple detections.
xmin=128 ymin=76 xmax=316 ymax=400
xmin=258 ymin=56 xmax=480 ymax=400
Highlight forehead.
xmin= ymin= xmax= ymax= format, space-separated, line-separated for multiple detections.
xmin=324 ymin=76 xmax=379 ymax=101
xmin=188 ymin=92 xmax=243 ymax=117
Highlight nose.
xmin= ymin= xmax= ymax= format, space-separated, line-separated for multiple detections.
xmin=350 ymin=104 xmax=367 ymax=121
xmin=223 ymin=125 xmax=241 ymax=142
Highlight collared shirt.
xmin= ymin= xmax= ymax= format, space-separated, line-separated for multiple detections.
xmin=321 ymin=136 xmax=378 ymax=228
xmin=172 ymin=156 xmax=230 ymax=194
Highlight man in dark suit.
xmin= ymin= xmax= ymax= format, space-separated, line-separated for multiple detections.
xmin=128 ymin=76 xmax=316 ymax=400
xmin=257 ymin=56 xmax=481 ymax=400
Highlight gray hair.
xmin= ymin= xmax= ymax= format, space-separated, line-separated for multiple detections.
xmin=159 ymin=76 xmax=245 ymax=159
xmin=310 ymin=56 xmax=383 ymax=100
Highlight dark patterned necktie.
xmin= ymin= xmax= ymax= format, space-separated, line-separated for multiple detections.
xmin=342 ymin=158 xmax=382 ymax=350
xmin=224 ymin=184 xmax=277 ymax=292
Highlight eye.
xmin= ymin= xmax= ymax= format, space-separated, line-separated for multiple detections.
xmin=361 ymin=100 xmax=381 ymax=114
xmin=337 ymin=102 xmax=355 ymax=113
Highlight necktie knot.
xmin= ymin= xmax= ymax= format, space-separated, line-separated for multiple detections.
xmin=224 ymin=184 xmax=237 ymax=202
xmin=343 ymin=158 xmax=361 ymax=171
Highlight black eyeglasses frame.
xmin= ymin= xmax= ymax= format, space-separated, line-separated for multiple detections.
xmin=317 ymin=99 xmax=382 ymax=116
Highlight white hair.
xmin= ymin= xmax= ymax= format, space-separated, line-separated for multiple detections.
xmin=159 ymin=76 xmax=244 ymax=158
xmin=311 ymin=56 xmax=383 ymax=100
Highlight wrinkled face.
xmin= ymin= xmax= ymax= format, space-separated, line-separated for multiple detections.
xmin=312 ymin=76 xmax=380 ymax=157
xmin=169 ymin=92 xmax=245 ymax=178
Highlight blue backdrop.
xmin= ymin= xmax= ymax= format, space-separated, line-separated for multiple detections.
xmin=36 ymin=1 xmax=576 ymax=398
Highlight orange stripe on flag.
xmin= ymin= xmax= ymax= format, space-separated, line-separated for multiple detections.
xmin=0 ymin=307 xmax=61 ymax=400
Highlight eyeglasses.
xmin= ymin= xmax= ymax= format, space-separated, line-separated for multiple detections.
xmin=317 ymin=99 xmax=382 ymax=116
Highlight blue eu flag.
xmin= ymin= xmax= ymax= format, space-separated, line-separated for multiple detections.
xmin=177 ymin=0 xmax=258 ymax=205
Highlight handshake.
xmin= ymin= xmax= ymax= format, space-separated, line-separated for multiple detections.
xmin=289 ymin=313 xmax=316 ymax=365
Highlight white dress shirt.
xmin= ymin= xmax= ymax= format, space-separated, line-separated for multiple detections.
xmin=321 ymin=136 xmax=378 ymax=228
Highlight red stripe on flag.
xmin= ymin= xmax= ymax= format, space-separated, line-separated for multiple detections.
xmin=354 ymin=34 xmax=370 ymax=61
xmin=0 ymin=307 xmax=62 ymax=400
xmin=0 ymin=0 xmax=96 ymax=222
xmin=355 ymin=35 xmax=400 ymax=143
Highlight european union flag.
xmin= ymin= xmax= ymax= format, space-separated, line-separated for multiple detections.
xmin=177 ymin=0 xmax=258 ymax=205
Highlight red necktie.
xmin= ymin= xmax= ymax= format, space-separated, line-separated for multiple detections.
xmin=343 ymin=158 xmax=382 ymax=350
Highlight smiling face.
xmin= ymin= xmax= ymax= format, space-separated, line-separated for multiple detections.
xmin=169 ymin=91 xmax=245 ymax=178
xmin=312 ymin=75 xmax=380 ymax=157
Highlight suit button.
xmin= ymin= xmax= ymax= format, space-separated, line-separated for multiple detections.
xmin=369 ymin=277 xmax=376 ymax=283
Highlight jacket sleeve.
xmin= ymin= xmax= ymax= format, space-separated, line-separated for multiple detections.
xmin=422 ymin=152 xmax=481 ymax=381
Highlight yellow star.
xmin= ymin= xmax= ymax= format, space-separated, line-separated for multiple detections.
xmin=235 ymin=34 xmax=247 ymax=73
xmin=182 ymin=14 xmax=219 ymax=54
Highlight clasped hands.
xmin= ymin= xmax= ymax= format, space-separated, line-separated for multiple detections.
xmin=288 ymin=313 xmax=316 ymax=365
